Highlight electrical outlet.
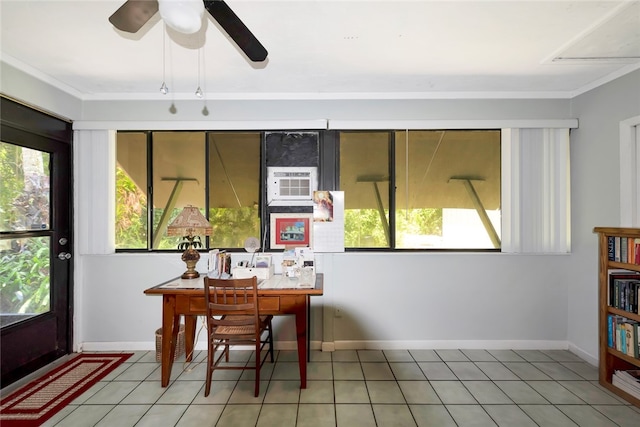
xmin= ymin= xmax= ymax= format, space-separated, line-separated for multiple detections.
xmin=334 ymin=306 xmax=343 ymax=318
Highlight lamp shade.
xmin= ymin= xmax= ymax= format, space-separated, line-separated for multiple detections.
xmin=167 ymin=206 xmax=212 ymax=237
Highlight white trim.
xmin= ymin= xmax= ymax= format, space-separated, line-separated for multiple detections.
xmin=571 ymin=63 xmax=640 ymax=98
xmin=81 ymin=340 xmax=324 ymax=352
xmin=321 ymin=342 xmax=336 ymax=352
xmin=619 ymin=115 xmax=640 ymax=227
xmin=81 ymin=339 xmax=568 ymax=352
xmin=568 ymin=343 xmax=598 ymax=367
xmin=81 ymin=339 xmax=595 ymax=365
xmin=73 ymin=120 xmax=329 ymax=131
xmin=501 ymin=129 xmax=519 ymax=253
xmin=73 ymin=119 xmax=578 ymax=132
xmin=330 ymin=340 xmax=571 ymax=351
xmin=328 ymin=119 xmax=578 ymax=130
xmin=1 ymin=53 xmax=85 ymax=99
xmin=77 ymin=91 xmax=582 ymax=101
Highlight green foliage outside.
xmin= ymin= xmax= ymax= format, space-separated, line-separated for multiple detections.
xmin=0 ymin=143 xmax=21 ymax=229
xmin=0 ymin=237 xmax=50 ymax=314
xmin=115 ymin=167 xmax=147 ymax=249
xmin=344 ymin=209 xmax=388 ymax=247
xmin=116 ymin=165 xmax=441 ymax=250
xmin=209 ymin=207 xmax=260 ymax=249
xmin=116 ymin=166 xmax=259 ymax=250
xmin=344 ymin=208 xmax=442 ymax=247
xmin=0 ymin=142 xmax=51 ymax=315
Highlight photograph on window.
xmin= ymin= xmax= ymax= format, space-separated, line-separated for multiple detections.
xmin=313 ymin=191 xmax=334 ymax=222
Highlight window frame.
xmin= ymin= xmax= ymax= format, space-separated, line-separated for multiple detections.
xmin=107 ymin=125 xmax=571 ymax=254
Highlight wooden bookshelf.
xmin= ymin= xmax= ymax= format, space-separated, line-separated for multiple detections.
xmin=594 ymin=227 xmax=640 ymax=407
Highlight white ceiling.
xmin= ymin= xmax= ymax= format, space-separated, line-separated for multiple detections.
xmin=1 ymin=0 xmax=639 ymax=100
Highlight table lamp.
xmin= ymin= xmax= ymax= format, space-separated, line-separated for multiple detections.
xmin=167 ymin=206 xmax=212 ymax=279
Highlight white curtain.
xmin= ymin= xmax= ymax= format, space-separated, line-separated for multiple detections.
xmin=619 ymin=118 xmax=640 ymax=227
xmin=74 ymin=129 xmax=116 ymax=255
xmin=502 ymin=128 xmax=571 ymax=253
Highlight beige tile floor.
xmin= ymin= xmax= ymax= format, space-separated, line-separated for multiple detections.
xmin=4 ymin=348 xmax=640 ymax=426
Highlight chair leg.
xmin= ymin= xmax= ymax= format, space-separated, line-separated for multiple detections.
xmin=254 ymin=341 xmax=261 ymax=397
xmin=204 ymin=340 xmax=213 ymax=397
xmin=267 ymin=319 xmax=275 ymax=362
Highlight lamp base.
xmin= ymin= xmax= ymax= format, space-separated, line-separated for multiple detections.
xmin=181 ymin=248 xmax=201 ymax=280
xmin=181 ymin=270 xmax=200 ymax=279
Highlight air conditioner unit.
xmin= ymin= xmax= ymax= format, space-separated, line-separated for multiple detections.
xmin=267 ymin=167 xmax=318 ymax=206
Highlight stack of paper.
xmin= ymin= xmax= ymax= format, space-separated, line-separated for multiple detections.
xmin=612 ymin=370 xmax=640 ymax=399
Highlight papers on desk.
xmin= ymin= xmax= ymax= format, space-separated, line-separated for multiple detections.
xmin=158 ymin=274 xmax=315 ymax=290
xmin=159 ymin=277 xmax=204 ymax=289
xmin=259 ymin=275 xmax=316 ymax=289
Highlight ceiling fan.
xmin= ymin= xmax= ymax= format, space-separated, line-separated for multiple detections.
xmin=108 ymin=0 xmax=267 ymax=62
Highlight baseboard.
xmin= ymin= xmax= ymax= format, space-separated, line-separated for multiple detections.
xmin=79 ymin=339 xmax=597 ymax=367
xmin=80 ymin=340 xmax=324 ymax=352
xmin=321 ymin=342 xmax=336 ymax=352
xmin=567 ymin=343 xmax=598 ymax=366
xmin=81 ymin=339 xmax=574 ymax=352
xmin=329 ymin=339 xmax=572 ymax=351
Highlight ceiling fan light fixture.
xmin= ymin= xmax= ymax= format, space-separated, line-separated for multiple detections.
xmin=158 ymin=0 xmax=204 ymax=34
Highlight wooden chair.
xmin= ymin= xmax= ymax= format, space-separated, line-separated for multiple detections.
xmin=203 ymin=276 xmax=274 ymax=397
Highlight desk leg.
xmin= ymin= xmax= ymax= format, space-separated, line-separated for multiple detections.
xmin=294 ymin=296 xmax=308 ymax=389
xmin=161 ymin=295 xmax=179 ymax=387
xmin=184 ymin=315 xmax=197 ymax=362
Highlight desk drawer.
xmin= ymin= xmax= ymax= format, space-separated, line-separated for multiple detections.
xmin=188 ymin=296 xmax=280 ymax=313
xmin=259 ymin=297 xmax=280 ymax=311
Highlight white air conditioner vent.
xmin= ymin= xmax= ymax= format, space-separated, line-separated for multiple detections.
xmin=267 ymin=167 xmax=317 ymax=206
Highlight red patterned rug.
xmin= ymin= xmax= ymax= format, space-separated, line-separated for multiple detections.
xmin=0 ymin=353 xmax=133 ymax=426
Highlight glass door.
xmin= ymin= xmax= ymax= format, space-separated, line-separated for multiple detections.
xmin=0 ymin=97 xmax=73 ymax=386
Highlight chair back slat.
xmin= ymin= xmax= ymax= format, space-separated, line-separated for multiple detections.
xmin=204 ymin=276 xmax=261 ymax=328
xmin=202 ymin=275 xmax=274 ymax=398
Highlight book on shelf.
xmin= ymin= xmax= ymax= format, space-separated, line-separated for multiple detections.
xmin=607 ymin=314 xmax=614 ymax=348
xmin=607 ymin=315 xmax=640 ymax=357
xmin=612 ymin=374 xmax=640 ymax=399
xmin=613 ymin=370 xmax=640 ymax=398
xmin=616 ymin=369 xmax=640 ymax=386
xmin=625 ymin=322 xmax=636 ymax=357
xmin=621 ymin=237 xmax=628 ymax=265
xmin=607 ymin=236 xmax=640 ymax=265
xmin=608 ymin=236 xmax=615 ymax=261
xmin=608 ymin=271 xmax=640 ymax=313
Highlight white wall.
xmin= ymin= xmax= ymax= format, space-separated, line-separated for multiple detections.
xmin=78 ymin=250 xmax=572 ymax=353
xmin=5 ymin=62 xmax=639 ymax=365
xmin=77 ymin=98 xmax=573 ymax=122
xmin=566 ymin=70 xmax=640 ymax=359
xmin=72 ymin=96 xmax=584 ymax=358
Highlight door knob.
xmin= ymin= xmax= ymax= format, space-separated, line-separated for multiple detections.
xmin=58 ymin=252 xmax=72 ymax=260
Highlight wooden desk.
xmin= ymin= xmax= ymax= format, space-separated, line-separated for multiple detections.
xmin=144 ymin=274 xmax=323 ymax=388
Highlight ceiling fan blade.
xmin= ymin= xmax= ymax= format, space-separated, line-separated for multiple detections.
xmin=204 ymin=0 xmax=268 ymax=62
xmin=109 ymin=0 xmax=159 ymax=33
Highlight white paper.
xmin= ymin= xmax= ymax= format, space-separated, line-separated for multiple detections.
xmin=313 ymin=191 xmax=345 ymax=252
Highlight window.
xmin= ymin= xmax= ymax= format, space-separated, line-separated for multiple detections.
xmin=116 ymin=132 xmax=147 ymax=249
xmin=91 ymin=122 xmax=571 ymax=255
xmin=152 ymin=132 xmax=206 ymax=249
xmin=339 ymin=132 xmax=391 ymax=248
xmin=339 ymin=130 xmax=501 ymax=249
xmin=113 ymin=127 xmax=576 ymax=253
xmin=115 ymin=131 xmax=261 ymax=250
xmin=208 ymin=132 xmax=261 ymax=248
